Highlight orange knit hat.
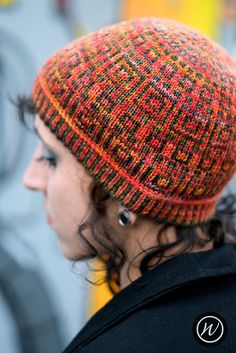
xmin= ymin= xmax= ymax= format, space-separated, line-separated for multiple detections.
xmin=32 ymin=18 xmax=236 ymax=225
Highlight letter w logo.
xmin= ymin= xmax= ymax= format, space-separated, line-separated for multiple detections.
xmin=200 ymin=322 xmax=220 ymax=337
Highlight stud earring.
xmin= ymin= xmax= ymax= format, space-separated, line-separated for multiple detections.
xmin=118 ymin=209 xmax=132 ymax=227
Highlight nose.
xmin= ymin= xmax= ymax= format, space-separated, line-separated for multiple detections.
xmin=22 ymin=145 xmax=47 ymax=192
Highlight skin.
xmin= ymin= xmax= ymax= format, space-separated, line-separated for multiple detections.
xmin=23 ymin=115 xmax=214 ymax=289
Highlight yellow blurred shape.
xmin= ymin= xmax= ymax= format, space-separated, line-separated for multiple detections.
xmin=86 ymin=258 xmax=115 ymax=319
xmin=0 ymin=0 xmax=16 ymax=6
xmin=121 ymin=0 xmax=221 ymax=39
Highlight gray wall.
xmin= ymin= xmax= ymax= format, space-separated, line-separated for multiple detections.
xmin=0 ymin=0 xmax=120 ymax=352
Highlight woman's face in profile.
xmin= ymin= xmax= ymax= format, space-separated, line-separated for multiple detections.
xmin=23 ymin=115 xmax=96 ymax=260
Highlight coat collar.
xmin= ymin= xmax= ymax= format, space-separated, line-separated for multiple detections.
xmin=65 ymin=243 xmax=236 ymax=352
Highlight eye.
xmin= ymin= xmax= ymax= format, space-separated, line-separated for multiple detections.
xmin=35 ymin=155 xmax=57 ymax=168
xmin=34 ymin=146 xmax=57 ymax=168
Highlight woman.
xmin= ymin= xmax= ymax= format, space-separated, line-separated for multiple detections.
xmin=17 ymin=17 xmax=236 ymax=352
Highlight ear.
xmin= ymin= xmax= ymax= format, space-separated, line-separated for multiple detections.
xmin=118 ymin=206 xmax=138 ymax=225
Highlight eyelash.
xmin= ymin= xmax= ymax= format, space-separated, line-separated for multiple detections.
xmin=35 ymin=156 xmax=57 ymax=168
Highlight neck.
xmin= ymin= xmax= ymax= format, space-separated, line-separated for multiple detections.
xmin=119 ymin=227 xmax=214 ymax=290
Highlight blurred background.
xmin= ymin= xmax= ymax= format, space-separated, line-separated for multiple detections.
xmin=0 ymin=0 xmax=236 ymax=352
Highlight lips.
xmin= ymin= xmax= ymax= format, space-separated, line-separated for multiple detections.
xmin=47 ymin=215 xmax=53 ymax=225
xmin=45 ymin=204 xmax=53 ymax=226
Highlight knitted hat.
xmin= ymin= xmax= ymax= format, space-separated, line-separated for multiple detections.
xmin=32 ymin=17 xmax=236 ymax=226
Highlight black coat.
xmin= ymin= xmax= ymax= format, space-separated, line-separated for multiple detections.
xmin=62 ymin=243 xmax=236 ymax=352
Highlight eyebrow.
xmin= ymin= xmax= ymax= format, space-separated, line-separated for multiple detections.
xmin=33 ymin=125 xmax=58 ymax=154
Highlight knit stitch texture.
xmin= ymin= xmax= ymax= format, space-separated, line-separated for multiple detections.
xmin=32 ymin=17 xmax=236 ymax=225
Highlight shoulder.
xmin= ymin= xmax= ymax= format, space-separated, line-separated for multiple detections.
xmin=64 ymin=273 xmax=236 ymax=353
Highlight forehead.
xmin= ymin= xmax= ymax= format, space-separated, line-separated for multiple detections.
xmin=34 ymin=115 xmax=61 ymax=146
xmin=34 ymin=114 xmax=50 ymax=135
xmin=34 ymin=115 xmax=95 ymax=180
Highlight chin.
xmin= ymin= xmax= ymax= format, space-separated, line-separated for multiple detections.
xmin=59 ymin=243 xmax=93 ymax=261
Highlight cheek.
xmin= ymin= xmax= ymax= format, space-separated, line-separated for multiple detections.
xmin=47 ymin=171 xmax=90 ymax=227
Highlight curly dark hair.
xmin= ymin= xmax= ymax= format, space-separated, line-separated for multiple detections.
xmin=77 ymin=180 xmax=236 ymax=295
xmin=14 ymin=95 xmax=236 ymax=296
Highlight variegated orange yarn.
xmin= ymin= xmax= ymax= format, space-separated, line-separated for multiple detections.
xmin=32 ymin=18 xmax=236 ymax=225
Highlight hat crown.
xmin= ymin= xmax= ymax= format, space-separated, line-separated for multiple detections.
xmin=33 ymin=17 xmax=236 ymax=225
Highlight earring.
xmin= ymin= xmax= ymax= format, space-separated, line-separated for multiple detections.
xmin=118 ymin=209 xmax=132 ymax=227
